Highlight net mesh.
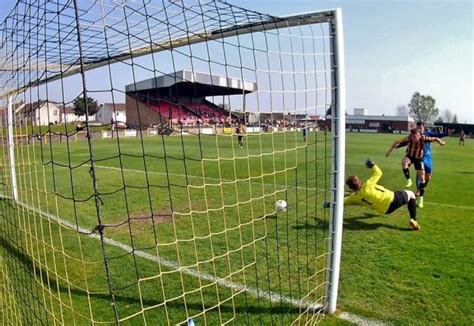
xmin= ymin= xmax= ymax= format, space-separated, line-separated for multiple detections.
xmin=1 ymin=0 xmax=338 ymax=324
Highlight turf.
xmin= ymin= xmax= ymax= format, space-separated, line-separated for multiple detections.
xmin=1 ymin=130 xmax=332 ymax=325
xmin=1 ymin=130 xmax=473 ymax=325
xmin=334 ymin=132 xmax=474 ymax=325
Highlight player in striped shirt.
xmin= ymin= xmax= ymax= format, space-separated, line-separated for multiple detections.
xmin=386 ymin=128 xmax=445 ymax=207
xmin=236 ymin=121 xmax=246 ymax=149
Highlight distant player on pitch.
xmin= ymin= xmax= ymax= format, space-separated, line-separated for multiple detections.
xmin=344 ymin=160 xmax=420 ymax=230
xmin=236 ymin=121 xmax=246 ymax=149
xmin=386 ymin=128 xmax=445 ymax=208
xmin=459 ymin=130 xmax=465 ymax=146
xmin=302 ymin=124 xmax=308 ymax=143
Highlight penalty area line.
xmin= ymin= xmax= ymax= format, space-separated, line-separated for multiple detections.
xmin=1 ymin=194 xmax=323 ymax=314
xmin=339 ymin=312 xmax=387 ymax=325
xmin=426 ymin=202 xmax=474 ymax=210
xmin=91 ymin=164 xmax=474 ymax=211
xmin=90 ymin=163 xmax=326 ymax=192
xmin=14 ymin=165 xmax=474 ymax=211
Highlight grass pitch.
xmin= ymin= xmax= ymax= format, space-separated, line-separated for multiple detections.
xmin=337 ymin=133 xmax=473 ymax=325
xmin=1 ymin=130 xmax=332 ymax=325
xmin=1 ymin=130 xmax=473 ymax=325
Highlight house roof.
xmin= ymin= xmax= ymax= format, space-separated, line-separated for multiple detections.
xmin=16 ymin=100 xmax=47 ymax=115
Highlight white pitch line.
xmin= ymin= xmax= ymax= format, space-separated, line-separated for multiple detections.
xmin=1 ymin=194 xmax=322 ymax=313
xmin=14 ymin=164 xmax=474 ymax=211
xmin=90 ymin=164 xmax=474 ymax=211
xmin=90 ymin=163 xmax=326 ymax=192
xmin=426 ymin=202 xmax=474 ymax=210
xmin=13 ymin=163 xmax=329 ymax=199
xmin=339 ymin=312 xmax=387 ymax=326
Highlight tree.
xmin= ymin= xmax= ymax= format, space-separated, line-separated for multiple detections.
xmin=407 ymin=92 xmax=439 ymax=123
xmin=452 ymin=114 xmax=458 ymax=123
xmin=395 ymin=105 xmax=408 ymax=116
xmin=434 ymin=116 xmax=443 ymax=124
xmin=73 ymin=96 xmax=99 ymax=116
xmin=442 ymin=109 xmax=453 ymax=123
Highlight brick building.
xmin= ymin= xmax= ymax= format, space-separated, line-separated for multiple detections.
xmin=327 ymin=108 xmax=415 ymax=132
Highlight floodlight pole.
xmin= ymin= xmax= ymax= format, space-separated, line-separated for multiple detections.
xmin=7 ymin=95 xmax=18 ymax=201
xmin=327 ymin=8 xmax=346 ymax=314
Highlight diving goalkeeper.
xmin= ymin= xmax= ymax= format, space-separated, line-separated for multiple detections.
xmin=344 ymin=160 xmax=420 ymax=230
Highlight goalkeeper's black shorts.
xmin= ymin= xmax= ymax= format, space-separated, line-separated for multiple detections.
xmin=385 ymin=191 xmax=409 ymax=214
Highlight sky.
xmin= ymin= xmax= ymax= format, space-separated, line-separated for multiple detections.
xmin=247 ymin=0 xmax=473 ymax=123
xmin=0 ymin=0 xmax=472 ymax=123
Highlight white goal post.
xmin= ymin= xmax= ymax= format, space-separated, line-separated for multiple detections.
xmin=327 ymin=7 xmax=346 ymax=314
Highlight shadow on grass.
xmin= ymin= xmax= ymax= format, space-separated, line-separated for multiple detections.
xmin=294 ymin=213 xmax=412 ymax=231
xmin=455 ymin=171 xmax=474 ymax=175
xmin=0 ymin=235 xmax=304 ymax=318
xmin=343 ymin=213 xmax=411 ymax=231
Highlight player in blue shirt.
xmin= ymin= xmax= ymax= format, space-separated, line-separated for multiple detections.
xmin=302 ymin=125 xmax=308 ymax=143
xmin=415 ymin=122 xmax=447 ymax=207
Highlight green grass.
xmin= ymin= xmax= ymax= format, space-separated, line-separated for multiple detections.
xmin=1 ymin=131 xmax=473 ymax=325
xmin=336 ymin=133 xmax=474 ymax=325
xmin=1 ymin=130 xmax=332 ymax=325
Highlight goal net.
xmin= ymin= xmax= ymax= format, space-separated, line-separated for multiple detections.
xmin=0 ymin=0 xmax=345 ymax=324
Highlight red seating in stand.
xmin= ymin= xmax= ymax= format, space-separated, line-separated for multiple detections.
xmin=149 ymin=101 xmax=228 ymax=125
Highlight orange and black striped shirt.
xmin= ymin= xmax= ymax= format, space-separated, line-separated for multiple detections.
xmin=398 ymin=136 xmax=437 ymax=159
xmin=237 ymin=125 xmax=246 ymax=135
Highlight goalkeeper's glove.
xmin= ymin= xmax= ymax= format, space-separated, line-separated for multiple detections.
xmin=365 ymin=159 xmax=375 ymax=168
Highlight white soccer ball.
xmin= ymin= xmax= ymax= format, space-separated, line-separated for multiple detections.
xmin=275 ymin=199 xmax=288 ymax=212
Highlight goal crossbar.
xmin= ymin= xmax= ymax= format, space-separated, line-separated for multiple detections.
xmin=1 ymin=10 xmax=335 ymax=98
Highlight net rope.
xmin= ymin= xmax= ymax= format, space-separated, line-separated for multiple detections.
xmin=1 ymin=0 xmax=336 ymax=324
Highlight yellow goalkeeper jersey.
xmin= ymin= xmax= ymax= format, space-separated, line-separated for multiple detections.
xmin=344 ymin=165 xmax=394 ymax=214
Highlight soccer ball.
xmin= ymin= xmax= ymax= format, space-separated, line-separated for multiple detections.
xmin=275 ymin=199 xmax=288 ymax=212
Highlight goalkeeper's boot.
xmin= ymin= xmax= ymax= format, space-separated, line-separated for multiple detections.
xmin=409 ymin=219 xmax=420 ymax=231
xmin=417 ymin=196 xmax=424 ymax=208
xmin=405 ymin=179 xmax=413 ymax=188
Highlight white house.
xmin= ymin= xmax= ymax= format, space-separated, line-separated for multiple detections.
xmin=15 ymin=101 xmax=61 ymax=126
xmin=96 ymin=103 xmax=126 ymax=125
xmin=59 ymin=106 xmax=95 ymax=124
